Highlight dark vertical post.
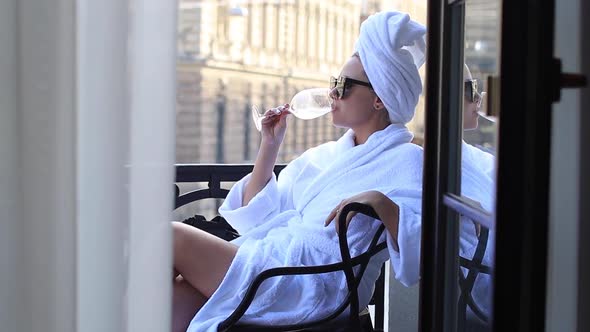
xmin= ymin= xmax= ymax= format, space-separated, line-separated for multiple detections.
xmin=291 ymin=113 xmax=298 ymax=155
xmin=421 ymin=0 xmax=464 ymax=331
xmin=216 ymin=93 xmax=226 ymax=163
xmin=303 ymin=114 xmax=308 ymax=150
xmin=244 ymin=100 xmax=251 ymax=161
xmin=493 ymin=0 xmax=554 ymax=330
xmin=577 ymin=1 xmax=590 ymax=330
xmin=439 ymin=4 xmax=465 ymax=331
xmin=420 ymin=0 xmax=442 ymax=329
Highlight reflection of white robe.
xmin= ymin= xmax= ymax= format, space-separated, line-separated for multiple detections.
xmin=383 ymin=141 xmax=496 ymax=320
xmin=186 ymin=124 xmax=424 ymax=331
xmin=459 ymin=142 xmax=496 ymax=320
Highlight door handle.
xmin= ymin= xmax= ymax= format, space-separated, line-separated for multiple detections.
xmin=561 ymin=72 xmax=587 ymax=88
xmin=552 ymin=58 xmax=588 ymax=102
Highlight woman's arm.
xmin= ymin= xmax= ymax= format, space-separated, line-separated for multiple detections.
xmin=242 ymin=105 xmax=290 ymax=206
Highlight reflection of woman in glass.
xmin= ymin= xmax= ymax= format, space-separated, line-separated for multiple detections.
xmin=458 ymin=63 xmax=495 ymax=325
xmin=463 ymin=64 xmax=485 ymax=131
xmin=330 ymin=64 xmax=496 ymax=326
xmin=172 ymin=11 xmax=427 ymax=332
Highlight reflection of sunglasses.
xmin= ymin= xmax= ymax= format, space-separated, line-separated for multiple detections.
xmin=330 ymin=76 xmax=373 ymax=99
xmin=464 ymin=79 xmax=485 ymax=107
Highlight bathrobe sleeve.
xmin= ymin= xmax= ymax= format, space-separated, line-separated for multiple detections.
xmin=219 ymin=155 xmax=308 ymax=234
xmin=386 ymin=201 xmax=422 ymax=287
xmin=219 ymin=173 xmax=282 ymax=234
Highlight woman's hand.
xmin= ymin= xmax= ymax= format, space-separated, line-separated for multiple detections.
xmin=260 ymin=104 xmax=291 ymax=148
xmin=324 ymin=191 xmax=399 ymax=236
xmin=242 ymin=104 xmax=290 ymax=206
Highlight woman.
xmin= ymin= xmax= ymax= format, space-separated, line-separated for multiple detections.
xmin=333 ymin=64 xmax=496 ymax=324
xmin=172 ymin=11 xmax=427 ymax=332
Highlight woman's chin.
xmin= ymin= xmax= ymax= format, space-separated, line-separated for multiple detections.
xmin=330 ymin=113 xmax=342 ymax=128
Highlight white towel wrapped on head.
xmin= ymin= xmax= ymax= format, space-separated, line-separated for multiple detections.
xmin=355 ymin=11 xmax=426 ymax=124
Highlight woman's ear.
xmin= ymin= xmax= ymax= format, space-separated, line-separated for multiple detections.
xmin=373 ymin=96 xmax=385 ymax=111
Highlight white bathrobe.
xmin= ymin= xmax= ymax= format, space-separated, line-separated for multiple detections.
xmin=186 ymin=124 xmax=424 ymax=331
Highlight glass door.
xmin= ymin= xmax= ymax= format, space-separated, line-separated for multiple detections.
xmin=421 ymin=0 xmax=502 ymax=329
xmin=418 ymin=0 xmax=559 ymax=329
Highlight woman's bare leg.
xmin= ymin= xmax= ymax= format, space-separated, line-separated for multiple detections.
xmin=171 ymin=222 xmax=238 ymax=330
xmin=172 ymin=221 xmax=238 ymax=297
xmin=171 ymin=277 xmax=208 ymax=332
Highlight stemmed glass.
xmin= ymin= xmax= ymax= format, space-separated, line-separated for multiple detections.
xmin=251 ymin=88 xmax=332 ymax=131
xmin=475 ymin=91 xmax=496 ymax=122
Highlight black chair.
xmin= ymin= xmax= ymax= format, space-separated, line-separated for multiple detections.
xmin=174 ymin=164 xmax=387 ymax=332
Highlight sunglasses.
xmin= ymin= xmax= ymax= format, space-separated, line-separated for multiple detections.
xmin=464 ymin=79 xmax=485 ymax=107
xmin=329 ymin=76 xmax=373 ymax=99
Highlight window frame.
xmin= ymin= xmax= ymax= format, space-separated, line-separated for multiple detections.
xmin=420 ymin=1 xmax=466 ymax=331
xmin=421 ymin=0 xmax=555 ymax=330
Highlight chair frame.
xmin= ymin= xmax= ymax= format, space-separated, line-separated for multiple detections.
xmin=175 ymin=164 xmax=387 ymax=332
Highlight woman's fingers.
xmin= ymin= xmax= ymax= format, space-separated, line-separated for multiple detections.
xmin=278 ymin=109 xmax=290 ymax=126
xmin=324 ymin=210 xmax=336 ymax=226
xmin=325 ymin=191 xmax=386 ymax=232
xmin=263 ymin=104 xmax=289 ymax=118
xmin=261 ymin=104 xmax=290 ymax=134
xmin=324 ymin=200 xmax=345 ymax=227
xmin=263 ymin=106 xmax=281 ymax=117
xmin=261 ymin=109 xmax=280 ymax=124
xmin=325 ymin=200 xmax=359 ymax=232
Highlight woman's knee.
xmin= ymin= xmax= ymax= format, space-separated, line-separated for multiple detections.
xmin=172 ymin=221 xmax=192 ymax=260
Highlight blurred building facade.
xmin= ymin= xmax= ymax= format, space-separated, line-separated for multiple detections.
xmin=176 ymin=0 xmax=366 ymax=164
xmin=175 ymin=0 xmax=442 ymax=166
xmin=463 ymin=0 xmax=501 ymax=151
xmin=173 ymin=0 xmax=499 ymax=218
xmin=175 ymin=0 xmax=500 ymax=164
xmin=175 ymin=0 xmax=372 ymax=218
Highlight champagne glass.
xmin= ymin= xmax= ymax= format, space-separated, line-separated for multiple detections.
xmin=251 ymin=88 xmax=332 ymax=131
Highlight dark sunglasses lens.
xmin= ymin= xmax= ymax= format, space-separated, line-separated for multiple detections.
xmin=339 ymin=77 xmax=350 ymax=98
xmin=330 ymin=77 xmax=343 ymax=99
xmin=464 ymin=81 xmax=475 ymax=102
xmin=329 ymin=76 xmax=343 ymax=99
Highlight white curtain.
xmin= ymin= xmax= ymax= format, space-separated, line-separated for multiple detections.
xmin=0 ymin=1 xmax=177 ymax=331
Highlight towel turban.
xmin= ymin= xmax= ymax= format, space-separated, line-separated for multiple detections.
xmin=354 ymin=11 xmax=426 ymax=124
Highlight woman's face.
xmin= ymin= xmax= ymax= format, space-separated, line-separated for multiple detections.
xmin=463 ymin=65 xmax=483 ymax=130
xmin=463 ymin=89 xmax=480 ymax=130
xmin=329 ymin=56 xmax=379 ymax=129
